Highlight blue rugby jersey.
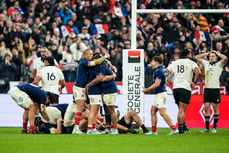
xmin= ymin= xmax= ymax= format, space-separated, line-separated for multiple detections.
xmin=100 ymin=62 xmax=118 ymax=94
xmin=74 ymin=58 xmax=90 ymax=88
xmin=16 ymin=83 xmax=47 ymax=105
xmin=153 ymin=65 xmax=167 ymax=94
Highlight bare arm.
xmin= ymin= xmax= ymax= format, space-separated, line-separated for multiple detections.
xmin=101 ymin=73 xmax=116 ymax=82
xmin=88 ymin=54 xmax=110 ymax=67
xmin=195 ymin=52 xmax=208 ymax=64
xmin=166 ymin=68 xmax=173 ymax=85
xmin=30 ymin=69 xmax=37 ymax=78
xmin=190 ymin=67 xmax=201 ymax=88
xmin=55 ymin=118 xmax=64 ymax=134
xmin=40 ymin=104 xmax=50 ymax=122
xmin=86 ymin=74 xmax=104 ymax=87
xmin=59 ymin=79 xmax=66 ymax=92
xmin=214 ymin=51 xmax=228 ymax=65
xmin=33 ymin=75 xmax=42 ymax=85
xmin=142 ymin=78 xmax=161 ymax=93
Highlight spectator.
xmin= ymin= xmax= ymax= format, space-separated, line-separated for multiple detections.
xmin=11 ymin=47 xmax=23 ymax=81
xmin=69 ymin=36 xmax=87 ymax=62
xmin=220 ymin=65 xmax=229 ymax=95
xmin=0 ymin=53 xmax=16 ymax=81
xmin=109 ymin=48 xmax=122 ymax=81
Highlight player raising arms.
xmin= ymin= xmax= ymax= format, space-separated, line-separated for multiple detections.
xmin=195 ymin=51 xmax=228 ymax=133
xmin=9 ymin=83 xmax=54 ymax=134
xmin=72 ymin=49 xmax=109 ymax=134
xmin=142 ymin=56 xmax=178 ymax=135
xmin=166 ymin=49 xmax=201 ymax=134
xmin=33 ymin=57 xmax=66 ymax=103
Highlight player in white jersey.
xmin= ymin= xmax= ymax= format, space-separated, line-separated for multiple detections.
xmin=33 ymin=57 xmax=66 ymax=104
xmin=29 ymin=47 xmax=59 ymax=83
xmin=166 ymin=49 xmax=201 ymax=134
xmin=195 ymin=51 xmax=228 ymax=133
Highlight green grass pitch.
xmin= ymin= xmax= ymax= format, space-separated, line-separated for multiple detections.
xmin=0 ymin=127 xmax=229 ymax=153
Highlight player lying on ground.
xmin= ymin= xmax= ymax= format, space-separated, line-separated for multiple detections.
xmin=117 ymin=110 xmax=149 ymax=134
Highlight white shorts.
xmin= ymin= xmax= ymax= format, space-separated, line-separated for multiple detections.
xmin=73 ymin=86 xmax=87 ymax=101
xmin=64 ymin=102 xmax=77 ymax=127
xmin=46 ymin=107 xmax=62 ymax=122
xmin=153 ymin=92 xmax=167 ymax=108
xmin=88 ymin=95 xmax=102 ymax=105
xmin=102 ymin=93 xmax=118 ymax=106
xmin=9 ymin=87 xmax=33 ymax=109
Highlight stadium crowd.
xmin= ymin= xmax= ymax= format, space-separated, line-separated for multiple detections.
xmin=0 ymin=0 xmax=228 ymax=86
xmin=2 ymin=0 xmax=228 ymax=135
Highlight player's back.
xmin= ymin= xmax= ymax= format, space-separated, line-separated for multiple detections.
xmin=38 ymin=66 xmax=64 ymax=95
xmin=88 ymin=66 xmax=102 ymax=95
xmin=100 ymin=62 xmax=118 ymax=94
xmin=168 ymin=58 xmax=197 ymax=91
xmin=16 ymin=83 xmax=47 ymax=104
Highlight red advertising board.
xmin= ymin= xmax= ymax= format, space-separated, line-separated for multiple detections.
xmin=185 ymin=95 xmax=229 ymax=128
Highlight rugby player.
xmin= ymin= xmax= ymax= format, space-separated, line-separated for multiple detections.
xmin=85 ymin=53 xmax=119 ymax=134
xmin=195 ymin=51 xmax=228 ymax=133
xmin=29 ymin=47 xmax=59 ymax=84
xmin=117 ymin=110 xmax=149 ymax=134
xmin=166 ymin=49 xmax=201 ymax=134
xmin=142 ymin=56 xmax=178 ymax=135
xmin=86 ymin=55 xmax=104 ymax=134
xmin=9 ymin=83 xmax=54 ymax=134
xmin=33 ymin=57 xmax=66 ymax=103
xmin=72 ymin=49 xmax=109 ymax=134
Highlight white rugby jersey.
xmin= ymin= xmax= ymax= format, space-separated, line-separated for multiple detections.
xmin=33 ymin=57 xmax=58 ymax=71
xmin=37 ymin=66 xmax=65 ymax=95
xmin=167 ymin=58 xmax=198 ymax=91
xmin=202 ymin=60 xmax=224 ymax=89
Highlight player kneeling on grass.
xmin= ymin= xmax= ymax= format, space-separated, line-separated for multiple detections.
xmin=142 ymin=56 xmax=178 ymax=135
xmin=9 ymin=83 xmax=52 ymax=134
xmin=117 ymin=110 xmax=149 ymax=134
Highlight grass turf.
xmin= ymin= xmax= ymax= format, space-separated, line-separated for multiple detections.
xmin=0 ymin=128 xmax=229 ymax=153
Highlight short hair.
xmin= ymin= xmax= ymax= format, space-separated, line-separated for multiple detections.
xmin=84 ymin=49 xmax=91 ymax=55
xmin=45 ymin=57 xmax=55 ymax=66
xmin=152 ymin=56 xmax=163 ymax=64
xmin=180 ymin=49 xmax=190 ymax=58
xmin=93 ymin=53 xmax=102 ymax=60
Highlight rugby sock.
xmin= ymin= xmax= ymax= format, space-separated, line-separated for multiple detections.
xmin=178 ymin=124 xmax=184 ymax=133
xmin=183 ymin=122 xmax=188 ymax=131
xmin=105 ymin=125 xmax=111 ymax=131
xmin=97 ymin=117 xmax=103 ymax=123
xmin=23 ymin=122 xmax=27 ymax=131
xmin=30 ymin=125 xmax=35 ymax=133
xmin=205 ymin=116 xmax=210 ymax=130
xmin=113 ymin=125 xmax=118 ymax=130
xmin=152 ymin=126 xmax=157 ymax=132
xmin=213 ymin=114 xmax=219 ymax=129
xmin=92 ymin=124 xmax=96 ymax=130
xmin=170 ymin=125 xmax=176 ymax=130
xmin=74 ymin=112 xmax=82 ymax=125
xmin=87 ymin=125 xmax=93 ymax=131
xmin=141 ymin=124 xmax=148 ymax=133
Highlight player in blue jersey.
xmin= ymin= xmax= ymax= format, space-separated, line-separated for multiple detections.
xmin=85 ymin=53 xmax=119 ymax=134
xmin=72 ymin=49 xmax=110 ymax=134
xmin=142 ymin=56 xmax=178 ymax=135
xmin=9 ymin=83 xmax=55 ymax=134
